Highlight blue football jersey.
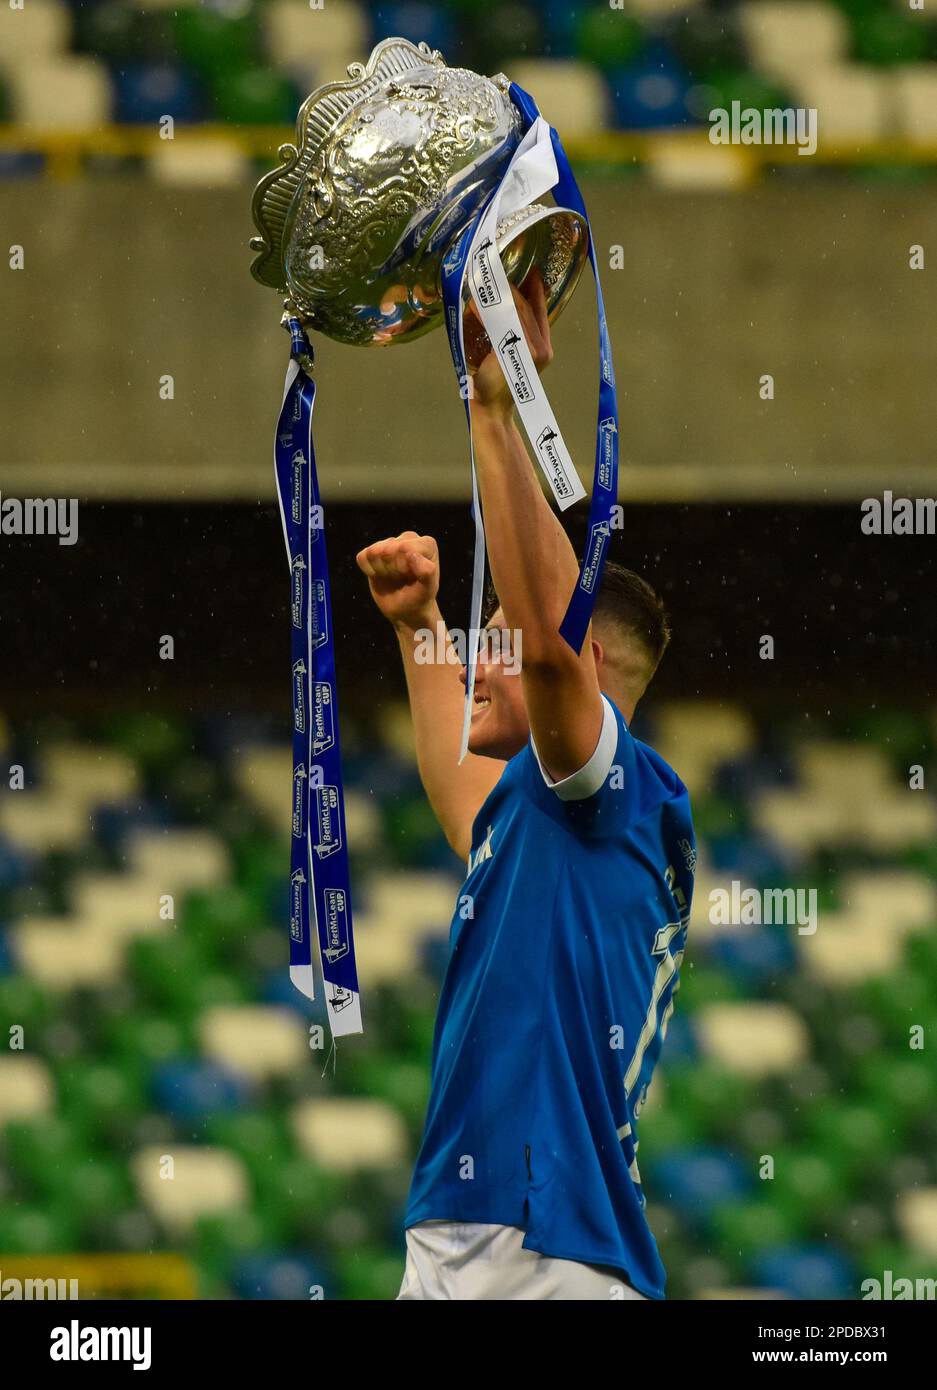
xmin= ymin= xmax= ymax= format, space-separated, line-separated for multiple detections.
xmin=405 ymin=696 xmax=695 ymax=1299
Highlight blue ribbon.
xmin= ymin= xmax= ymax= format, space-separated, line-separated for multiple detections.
xmin=273 ymin=319 xmax=361 ymax=1034
xmin=440 ymin=85 xmax=620 ymax=685
xmin=509 ymin=82 xmax=620 ymax=653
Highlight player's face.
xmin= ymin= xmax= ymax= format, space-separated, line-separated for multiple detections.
xmin=460 ymin=609 xmax=529 ymax=760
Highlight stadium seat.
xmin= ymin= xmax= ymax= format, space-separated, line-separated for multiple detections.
xmin=655 ymin=702 xmax=756 ymax=799
xmin=609 ymin=48 xmax=693 ymax=129
xmin=694 ymin=1002 xmax=810 ymax=1076
xmin=0 ymin=1054 xmax=54 ymax=1126
xmin=799 ymin=914 xmax=904 ymax=986
xmin=263 ymin=0 xmax=368 ymax=89
xmin=147 ymin=139 xmax=251 ymax=187
xmin=127 ymin=827 xmax=231 ymax=891
xmin=199 ymin=1004 xmax=308 ymax=1081
xmin=0 ymin=792 xmax=89 ymax=853
xmin=132 ymin=1144 xmax=251 ymax=1235
xmin=0 ymin=0 xmax=71 ymax=62
xmin=42 ymin=741 xmax=140 ymax=805
xmin=738 ymin=2 xmax=850 ymax=85
xmin=790 ymin=65 xmax=891 ymax=142
xmin=506 ymin=59 xmax=611 ymax=135
xmin=891 ymin=65 xmax=937 ymax=145
xmin=894 ymin=1189 xmax=937 ymax=1258
xmin=840 ymin=870 xmax=937 ymax=933
xmin=574 ymin=6 xmax=645 ymax=72
xmin=114 ymin=62 xmax=203 ymax=124
xmin=751 ymin=1243 xmax=854 ymax=1299
xmin=292 ymin=1097 xmax=410 ymax=1171
xmin=12 ymin=916 xmax=126 ymax=991
xmin=70 ymin=873 xmax=174 ymax=936
xmin=5 ymin=55 xmax=112 ymax=129
xmin=653 ymin=1147 xmax=752 ymax=1221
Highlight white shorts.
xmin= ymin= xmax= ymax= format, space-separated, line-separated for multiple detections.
xmin=396 ymin=1221 xmax=647 ymax=1301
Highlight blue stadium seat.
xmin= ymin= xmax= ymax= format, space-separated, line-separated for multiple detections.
xmin=151 ymin=1060 xmax=255 ymax=1119
xmin=232 ymin=1251 xmax=332 ymax=1300
xmin=751 ymin=1243 xmax=855 ymax=1300
xmin=608 ymin=44 xmax=693 ymax=130
xmin=654 ymin=1147 xmax=751 ymax=1221
xmin=113 ymin=63 xmax=204 ymax=125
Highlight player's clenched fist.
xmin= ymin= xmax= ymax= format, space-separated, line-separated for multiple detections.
xmin=356 ymin=532 xmax=440 ymax=631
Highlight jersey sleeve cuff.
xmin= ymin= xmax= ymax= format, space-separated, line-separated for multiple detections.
xmin=531 ymin=695 xmax=618 ymax=802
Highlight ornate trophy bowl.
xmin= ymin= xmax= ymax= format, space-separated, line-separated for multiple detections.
xmin=249 ymin=37 xmax=589 ymax=346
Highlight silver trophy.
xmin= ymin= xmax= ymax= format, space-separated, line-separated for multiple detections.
xmin=249 ymin=36 xmax=589 ymax=345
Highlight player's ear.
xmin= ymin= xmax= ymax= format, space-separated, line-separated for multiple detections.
xmin=590 ymin=635 xmax=604 ymax=672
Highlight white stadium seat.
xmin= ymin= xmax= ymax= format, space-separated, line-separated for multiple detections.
xmin=891 ymin=65 xmax=937 ymax=145
xmin=149 ymin=140 xmax=250 ymax=188
xmin=790 ymin=66 xmax=891 ymax=143
xmin=694 ymin=1001 xmax=810 ymax=1076
xmin=199 ymin=1005 xmax=308 ymax=1081
xmin=0 ymin=1055 xmax=55 ymax=1126
xmin=895 ymin=1189 xmax=937 ymax=1258
xmin=654 ymin=701 xmax=755 ymax=800
xmin=0 ymin=0 xmax=70 ymax=62
xmin=6 ymin=57 xmax=112 ymax=131
xmin=12 ymin=916 xmax=126 ymax=991
xmin=0 ymin=792 xmax=89 ymax=853
xmin=127 ymin=828 xmax=231 ymax=891
xmin=264 ymin=0 xmax=368 ymax=91
xmin=798 ymin=913 xmax=904 ymax=985
xmin=292 ymin=1097 xmax=409 ymax=1171
xmin=42 ymin=742 xmax=140 ymax=807
xmin=71 ymin=872 xmax=180 ymax=937
xmin=738 ymin=2 xmax=850 ymax=85
xmin=132 ymin=1145 xmax=250 ymax=1236
xmin=507 ymin=60 xmax=611 ymax=136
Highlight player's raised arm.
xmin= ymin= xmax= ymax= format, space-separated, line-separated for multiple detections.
xmin=356 ymin=532 xmax=504 ymax=860
xmin=467 ymin=272 xmax=605 ymax=784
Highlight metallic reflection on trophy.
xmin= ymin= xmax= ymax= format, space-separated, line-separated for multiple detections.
xmin=249 ymin=37 xmax=588 ymax=346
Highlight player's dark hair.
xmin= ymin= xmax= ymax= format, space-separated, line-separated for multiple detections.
xmin=593 ymin=561 xmax=671 ymax=670
xmin=484 ymin=561 xmax=671 ymax=671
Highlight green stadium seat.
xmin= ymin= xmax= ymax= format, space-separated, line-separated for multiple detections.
xmin=195 ymin=1206 xmax=286 ymax=1282
xmin=56 ymin=1060 xmax=147 ymax=1144
xmin=853 ymin=12 xmax=932 ymax=66
xmin=0 ymin=976 xmax=53 ymax=1043
xmin=334 ymin=1245 xmax=408 ymax=1302
xmin=709 ymin=1198 xmax=806 ymax=1270
xmin=252 ymin=1155 xmax=346 ymax=1245
xmin=209 ymin=67 xmax=297 ymax=125
xmin=807 ymin=1104 xmax=901 ymax=1186
xmin=769 ymin=1146 xmax=850 ymax=1223
xmin=174 ymin=5 xmax=261 ymax=77
xmin=4 ymin=1114 xmax=91 ymax=1194
xmin=574 ymin=7 xmax=645 ymax=72
xmin=0 ymin=1201 xmax=79 ymax=1255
